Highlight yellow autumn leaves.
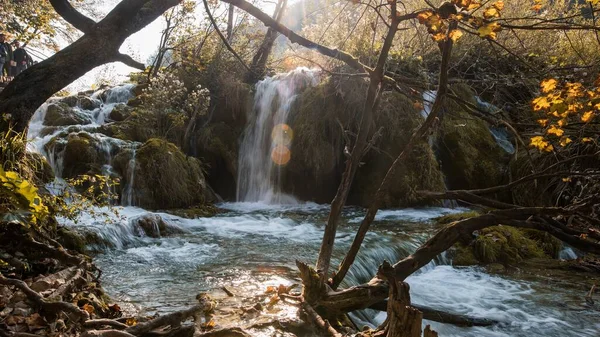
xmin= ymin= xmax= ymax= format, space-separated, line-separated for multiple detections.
xmin=530 ymin=76 xmax=599 ymax=152
xmin=0 ymin=167 xmax=48 ymax=225
xmin=416 ymin=0 xmax=506 ymax=43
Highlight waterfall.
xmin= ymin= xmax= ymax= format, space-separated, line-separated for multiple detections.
xmin=237 ymin=68 xmax=320 ymax=204
xmin=122 ymin=149 xmax=137 ymax=206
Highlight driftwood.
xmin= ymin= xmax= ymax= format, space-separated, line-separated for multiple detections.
xmin=300 ymin=298 xmax=343 ymax=337
xmin=125 ymin=301 xmax=212 ymax=336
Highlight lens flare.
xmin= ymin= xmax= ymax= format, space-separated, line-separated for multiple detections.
xmin=271 ymin=145 xmax=291 ymax=166
xmin=271 ymin=124 xmax=294 ymax=146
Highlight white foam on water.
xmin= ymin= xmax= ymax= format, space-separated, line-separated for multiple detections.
xmin=349 ymin=207 xmax=470 ymax=223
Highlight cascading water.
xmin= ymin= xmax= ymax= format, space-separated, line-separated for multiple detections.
xmin=27 ymin=84 xmax=139 ymax=199
xmin=24 ymin=82 xmax=598 ymax=337
xmin=237 ymin=68 xmax=320 ymax=204
xmin=122 ymin=149 xmax=137 ymax=206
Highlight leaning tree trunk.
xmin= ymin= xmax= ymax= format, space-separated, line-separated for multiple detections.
xmin=0 ymin=0 xmax=183 ymax=133
xmin=243 ymin=0 xmax=287 ymax=84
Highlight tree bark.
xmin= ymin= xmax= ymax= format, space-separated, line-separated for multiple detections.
xmin=0 ymin=0 xmax=183 ymax=133
xmin=315 ymin=2 xmax=402 ymax=283
xmin=244 ymin=0 xmax=287 ymax=84
xmin=331 ymin=20 xmax=458 ymax=289
xmin=227 ymin=5 xmax=235 ymax=41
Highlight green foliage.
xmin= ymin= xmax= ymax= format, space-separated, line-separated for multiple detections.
xmin=47 ymin=174 xmax=121 ymax=223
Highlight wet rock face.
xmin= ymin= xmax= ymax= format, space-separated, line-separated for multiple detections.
xmin=131 ymin=138 xmax=216 ymax=209
xmin=108 ymin=103 xmax=132 ymax=122
xmin=436 ymin=83 xmax=509 ymax=190
xmin=44 ymin=103 xmax=93 ymax=127
xmin=277 ymin=77 xmax=446 ymax=206
xmin=132 ymin=214 xmax=186 ymax=238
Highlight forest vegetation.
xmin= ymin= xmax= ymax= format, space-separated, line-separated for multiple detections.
xmin=1 ymin=0 xmax=600 ymax=336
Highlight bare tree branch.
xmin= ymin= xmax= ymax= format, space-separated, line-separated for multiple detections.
xmin=49 ymin=0 xmax=96 ymax=33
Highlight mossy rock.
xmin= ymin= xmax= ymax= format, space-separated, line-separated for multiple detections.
xmin=522 ymin=229 xmax=563 ymax=258
xmin=473 ymin=226 xmax=546 ymax=265
xmin=165 ymin=204 xmax=221 ymax=219
xmin=60 ymin=95 xmax=79 ymax=107
xmin=452 ymin=226 xmax=562 ymax=267
xmin=131 ymin=138 xmax=215 ymax=209
xmin=78 ymin=96 xmax=100 ymax=110
xmin=63 ymin=134 xmax=100 ymax=177
xmin=435 ymin=210 xmax=480 ymax=225
xmin=108 ymin=104 xmax=132 ymax=122
xmin=44 ymin=103 xmax=93 ymax=127
xmin=132 ymin=214 xmax=186 ymax=238
xmin=56 ymin=227 xmax=87 ymax=254
xmin=349 ymin=89 xmax=446 ymax=207
xmin=281 ymin=76 xmax=446 ymax=206
xmin=437 ymin=83 xmax=509 ymax=190
xmin=452 ymin=244 xmax=479 ymax=266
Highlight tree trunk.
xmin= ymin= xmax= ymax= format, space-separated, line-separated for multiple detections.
xmin=227 ymin=5 xmax=235 ymax=41
xmin=0 ymin=0 xmax=183 ymax=133
xmin=243 ymin=0 xmax=287 ymax=84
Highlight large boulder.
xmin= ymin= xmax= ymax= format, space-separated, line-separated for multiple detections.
xmin=132 ymin=214 xmax=186 ymax=238
xmin=436 ymin=83 xmax=509 ymax=190
xmin=44 ymin=133 xmax=100 ymax=178
xmin=108 ymin=104 xmax=132 ymax=122
xmin=130 ymin=138 xmax=215 ymax=209
xmin=281 ymin=77 xmax=446 ymax=206
xmin=44 ymin=103 xmax=93 ymax=127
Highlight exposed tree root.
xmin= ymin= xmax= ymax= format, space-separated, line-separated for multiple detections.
xmin=84 ymin=319 xmax=129 ymax=330
xmin=0 ymin=274 xmax=89 ymax=322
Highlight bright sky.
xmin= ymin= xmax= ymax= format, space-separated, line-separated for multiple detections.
xmin=65 ymin=1 xmax=281 ymax=92
xmin=67 ymin=1 xmax=165 ymax=91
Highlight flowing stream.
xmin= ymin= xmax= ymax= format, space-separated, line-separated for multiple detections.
xmin=26 ymin=76 xmax=599 ymax=336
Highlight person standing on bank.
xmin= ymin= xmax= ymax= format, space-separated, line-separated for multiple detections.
xmin=0 ymin=33 xmax=14 ymax=83
xmin=12 ymin=42 xmax=28 ymax=77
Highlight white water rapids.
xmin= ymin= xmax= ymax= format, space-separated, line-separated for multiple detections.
xmin=24 ymin=73 xmax=597 ymax=336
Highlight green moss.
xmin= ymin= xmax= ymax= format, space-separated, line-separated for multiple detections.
xmin=522 ymin=229 xmax=563 ymax=258
xmin=437 ymin=83 xmax=508 ymax=190
xmin=285 ymin=76 xmax=446 ymax=206
xmin=435 ymin=210 xmax=480 ymax=225
xmin=133 ymin=138 xmax=213 ymax=209
xmin=453 ymin=244 xmax=479 ymax=266
xmin=473 ymin=226 xmax=546 ymax=265
xmin=57 ymin=227 xmax=86 ymax=254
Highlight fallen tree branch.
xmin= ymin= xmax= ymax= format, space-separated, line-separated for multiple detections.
xmin=0 ymin=274 xmax=89 ymax=322
xmin=84 ymin=319 xmax=129 ymax=330
xmin=368 ymin=301 xmax=497 ymax=327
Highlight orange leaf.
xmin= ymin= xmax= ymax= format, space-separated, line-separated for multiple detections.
xmin=492 ymin=1 xmax=504 ymax=10
xmin=582 ymin=111 xmax=594 ymax=123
